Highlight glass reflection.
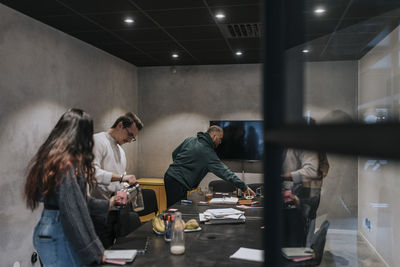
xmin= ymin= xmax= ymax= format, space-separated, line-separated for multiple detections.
xmin=282 ymin=4 xmax=400 ymax=264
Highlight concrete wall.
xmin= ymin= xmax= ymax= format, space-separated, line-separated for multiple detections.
xmin=305 ymin=61 xmax=358 ymax=122
xmin=358 ymin=25 xmax=400 ymax=267
xmin=137 ymin=61 xmax=359 ymax=221
xmin=137 ymin=64 xmax=263 ymax=189
xmin=0 ymin=2 xmax=367 ymax=265
xmin=0 ymin=4 xmax=138 ymax=266
xmin=304 ymin=61 xmax=359 ymax=228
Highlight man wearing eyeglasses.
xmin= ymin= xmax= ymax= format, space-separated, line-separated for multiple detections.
xmin=90 ymin=112 xmax=143 ymax=248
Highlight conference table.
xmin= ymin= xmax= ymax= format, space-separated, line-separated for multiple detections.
xmin=102 ymin=191 xmax=264 ymax=266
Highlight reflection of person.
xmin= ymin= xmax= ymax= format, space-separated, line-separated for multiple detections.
xmin=90 ymin=112 xmax=143 ymax=248
xmin=281 ymin=119 xmax=322 ymax=246
xmin=164 ymin=125 xmax=256 ymax=207
xmin=219 ymin=123 xmax=245 ymax=159
xmin=246 ymin=126 xmax=259 ymax=159
xmin=281 ymin=149 xmax=320 ymax=192
xmin=282 ymin=148 xmax=320 ymax=246
xmin=25 ymin=109 xmax=118 ymax=266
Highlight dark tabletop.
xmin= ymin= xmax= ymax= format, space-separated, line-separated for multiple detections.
xmin=101 ymin=192 xmax=265 ymax=267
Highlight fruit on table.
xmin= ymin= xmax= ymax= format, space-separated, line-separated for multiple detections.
xmin=152 ymin=215 xmax=165 ymax=232
xmin=185 ymin=219 xmax=199 ymax=229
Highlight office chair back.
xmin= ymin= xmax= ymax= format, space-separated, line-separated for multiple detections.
xmin=137 ymin=188 xmax=158 ymax=217
xmin=208 ymin=180 xmax=236 ymax=193
xmin=310 ymin=220 xmax=330 ymax=265
xmin=117 ymin=207 xmax=141 ymax=237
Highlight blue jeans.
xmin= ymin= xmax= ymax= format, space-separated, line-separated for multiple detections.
xmin=33 ymin=209 xmax=82 ymax=267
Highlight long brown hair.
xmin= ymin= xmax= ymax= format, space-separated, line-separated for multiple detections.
xmin=25 ymin=109 xmax=96 ymax=210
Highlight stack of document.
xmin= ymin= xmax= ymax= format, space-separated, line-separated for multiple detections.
xmin=199 ymin=208 xmax=245 ymax=224
xmin=209 ymin=197 xmax=238 ymax=204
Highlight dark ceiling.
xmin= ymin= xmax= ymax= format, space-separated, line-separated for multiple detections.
xmin=0 ymin=0 xmax=399 ymax=66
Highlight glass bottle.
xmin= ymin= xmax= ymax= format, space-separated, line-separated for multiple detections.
xmin=164 ymin=213 xmax=173 ymax=242
xmin=170 ymin=212 xmax=185 ymax=255
xmin=133 ymin=184 xmax=144 ymax=212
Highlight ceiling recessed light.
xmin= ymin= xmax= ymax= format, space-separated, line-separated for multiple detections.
xmin=314 ymin=8 xmax=326 ymax=14
xmin=172 ymin=53 xmax=179 ymax=58
xmin=124 ymin=18 xmax=134 ymax=24
xmin=215 ymin=13 xmax=226 ymax=19
xmin=302 ymin=49 xmax=310 ymax=53
xmin=235 ymin=51 xmax=243 ymax=56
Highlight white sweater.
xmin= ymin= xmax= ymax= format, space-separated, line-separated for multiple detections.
xmin=91 ymin=132 xmax=126 ymax=199
xmin=282 ymin=148 xmax=321 ymax=189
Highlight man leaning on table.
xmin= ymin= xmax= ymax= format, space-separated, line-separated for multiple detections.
xmin=164 ymin=125 xmax=256 ymax=207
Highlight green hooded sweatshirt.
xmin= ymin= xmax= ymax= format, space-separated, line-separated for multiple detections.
xmin=166 ymin=132 xmax=247 ymax=191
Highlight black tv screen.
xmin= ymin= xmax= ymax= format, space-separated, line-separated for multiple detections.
xmin=210 ymin=120 xmax=263 ymax=161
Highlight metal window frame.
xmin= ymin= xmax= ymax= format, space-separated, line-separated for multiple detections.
xmin=262 ymin=1 xmax=400 ymax=266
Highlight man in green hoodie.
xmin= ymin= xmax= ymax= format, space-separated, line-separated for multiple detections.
xmin=164 ymin=125 xmax=256 ymax=207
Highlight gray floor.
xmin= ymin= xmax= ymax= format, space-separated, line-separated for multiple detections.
xmin=320 ymin=229 xmax=386 ymax=266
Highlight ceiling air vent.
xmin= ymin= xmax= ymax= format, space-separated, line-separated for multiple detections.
xmin=221 ymin=23 xmax=261 ymax=38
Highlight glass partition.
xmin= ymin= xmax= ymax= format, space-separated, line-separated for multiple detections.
xmin=264 ymin=1 xmax=400 ymax=266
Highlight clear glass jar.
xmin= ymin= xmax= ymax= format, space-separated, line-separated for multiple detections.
xmin=170 ymin=212 xmax=185 ymax=255
xmin=133 ymin=184 xmax=144 ymax=212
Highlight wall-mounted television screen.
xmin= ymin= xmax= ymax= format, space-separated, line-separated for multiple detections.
xmin=210 ymin=120 xmax=263 ymax=161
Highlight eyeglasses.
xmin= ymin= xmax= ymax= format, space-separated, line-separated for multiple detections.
xmin=124 ymin=128 xmax=136 ymax=142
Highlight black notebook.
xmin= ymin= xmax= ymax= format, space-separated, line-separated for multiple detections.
xmin=111 ymin=236 xmax=149 ymax=255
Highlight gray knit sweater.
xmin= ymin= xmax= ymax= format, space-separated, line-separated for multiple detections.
xmin=41 ymin=166 xmax=109 ymax=265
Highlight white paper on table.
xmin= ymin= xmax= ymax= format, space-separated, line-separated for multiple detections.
xmin=199 ymin=212 xmax=246 ymax=222
xmin=206 ymin=208 xmax=244 ymax=217
xmin=229 ymin=247 xmax=264 ymax=262
xmin=209 ymin=197 xmax=238 ymax=204
xmin=199 ymin=213 xmax=207 ymax=222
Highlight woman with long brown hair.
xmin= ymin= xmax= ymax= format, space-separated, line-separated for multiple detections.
xmin=25 ymin=109 xmax=116 ymax=266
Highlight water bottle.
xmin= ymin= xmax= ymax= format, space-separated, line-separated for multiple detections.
xmin=170 ymin=212 xmax=185 ymax=255
xmin=133 ymin=184 xmax=145 ymax=212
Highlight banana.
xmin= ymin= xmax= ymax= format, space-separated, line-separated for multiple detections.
xmin=152 ymin=215 xmax=165 ymax=233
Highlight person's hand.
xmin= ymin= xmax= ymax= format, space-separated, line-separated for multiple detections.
xmin=289 ymin=193 xmax=300 ymax=206
xmin=281 ymin=173 xmax=292 ymax=181
xmin=243 ymin=187 xmax=256 ymax=198
xmin=109 ymin=195 xmax=122 ymax=210
xmin=122 ymin=174 xmax=137 ymax=185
